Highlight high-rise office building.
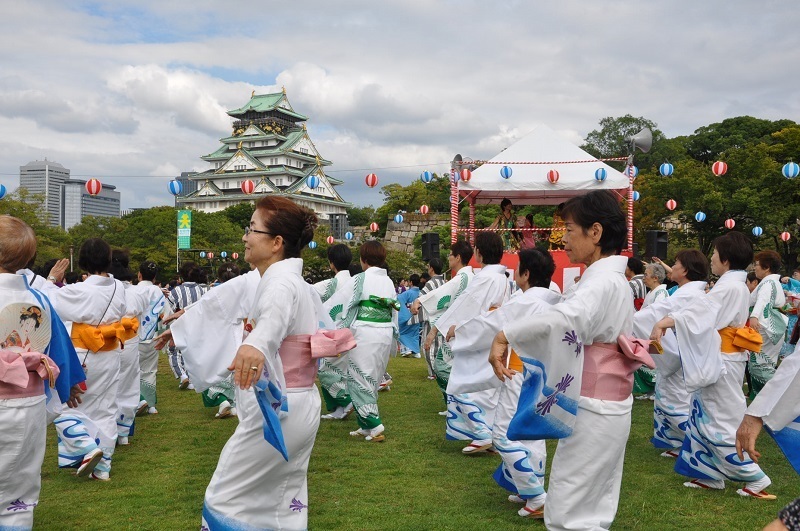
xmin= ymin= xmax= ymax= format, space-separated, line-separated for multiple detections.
xmin=19 ymin=159 xmax=70 ymax=226
xmin=61 ymin=179 xmax=121 ymax=230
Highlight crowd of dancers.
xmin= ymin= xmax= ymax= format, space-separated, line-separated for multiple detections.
xmin=0 ymin=189 xmax=798 ymax=530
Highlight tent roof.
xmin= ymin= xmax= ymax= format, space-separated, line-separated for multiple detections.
xmin=459 ymin=125 xmax=630 ymax=205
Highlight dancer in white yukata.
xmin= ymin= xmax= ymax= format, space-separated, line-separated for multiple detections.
xmin=133 ymin=261 xmax=166 ymax=416
xmin=197 ymin=196 xmax=353 ymax=530
xmin=452 ymin=248 xmax=559 ymax=518
xmin=490 ymin=190 xmax=655 ymax=530
xmin=737 ymin=342 xmax=800 ymax=475
xmin=652 ymin=232 xmax=775 ymax=499
xmin=435 ymin=232 xmax=509 ymax=454
xmin=418 ymin=240 xmax=474 ymax=411
xmin=324 ymin=240 xmax=398 ymax=442
xmin=314 ymin=243 xmax=354 ymax=420
xmin=633 ymin=249 xmax=710 ymax=455
xmin=109 ymin=250 xmax=150 ymax=445
xmin=748 ymin=250 xmax=788 ymax=398
xmin=49 ymin=238 xmax=136 ymax=481
xmin=0 ymin=216 xmax=63 ymax=530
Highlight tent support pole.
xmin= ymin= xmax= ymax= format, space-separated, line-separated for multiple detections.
xmin=468 ymin=196 xmax=475 ymax=245
xmin=627 ymin=170 xmax=634 ymax=254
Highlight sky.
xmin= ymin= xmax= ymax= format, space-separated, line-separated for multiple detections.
xmin=0 ymin=1 xmax=798 ymax=210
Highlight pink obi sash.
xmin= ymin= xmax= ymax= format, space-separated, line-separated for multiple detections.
xmin=0 ymin=349 xmax=60 ymax=399
xmin=278 ymin=329 xmax=356 ymax=388
xmin=580 ymin=336 xmax=655 ymax=401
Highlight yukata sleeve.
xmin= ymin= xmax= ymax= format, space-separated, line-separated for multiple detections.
xmin=418 ymin=276 xmax=459 ymax=325
xmin=323 ymin=275 xmax=357 ymax=329
xmin=242 ymin=280 xmax=297 ymax=360
xmin=747 ymin=347 xmax=800 ymax=431
xmin=669 ymin=295 xmax=724 ymax=392
xmin=751 ymin=281 xmax=774 ymax=325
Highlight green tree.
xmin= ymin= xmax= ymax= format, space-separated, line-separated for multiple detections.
xmin=346 ymin=205 xmax=377 ymax=227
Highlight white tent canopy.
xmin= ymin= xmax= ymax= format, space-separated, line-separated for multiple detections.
xmin=459 ymin=125 xmax=630 ymax=205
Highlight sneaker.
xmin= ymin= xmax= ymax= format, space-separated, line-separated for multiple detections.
xmin=216 ymin=400 xmax=233 ymax=419
xmin=179 ymin=378 xmax=190 ymax=390
xmin=147 ymin=407 xmax=158 ymax=415
xmin=136 ymin=400 xmax=149 ymax=416
xmin=76 ymin=448 xmax=104 ymax=477
xmin=400 ymin=351 xmax=412 ymax=358
xmin=117 ymin=436 xmax=129 ymax=446
xmin=365 ymin=424 xmax=385 ymax=442
xmin=412 ymin=352 xmax=421 ymax=359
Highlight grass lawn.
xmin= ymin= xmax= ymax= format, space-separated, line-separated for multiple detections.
xmin=35 ymin=356 xmax=797 ymax=530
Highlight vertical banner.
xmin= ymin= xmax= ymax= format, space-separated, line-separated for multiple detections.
xmin=177 ymin=210 xmax=192 ymax=249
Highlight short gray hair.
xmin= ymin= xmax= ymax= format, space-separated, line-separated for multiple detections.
xmin=645 ymin=263 xmax=666 ymax=283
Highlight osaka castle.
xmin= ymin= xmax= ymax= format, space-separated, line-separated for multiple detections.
xmin=178 ymin=89 xmax=350 ymax=219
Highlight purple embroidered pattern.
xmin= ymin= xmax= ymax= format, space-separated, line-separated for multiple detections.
xmin=7 ymin=499 xmax=36 ymax=512
xmin=562 ymin=330 xmax=583 ymax=356
xmin=535 ymin=373 xmax=575 ymax=416
xmin=290 ymin=498 xmax=308 ymax=512
xmin=200 ymin=525 xmax=209 ymax=531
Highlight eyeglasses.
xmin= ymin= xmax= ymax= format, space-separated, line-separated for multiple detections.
xmin=244 ymin=226 xmax=275 ymax=237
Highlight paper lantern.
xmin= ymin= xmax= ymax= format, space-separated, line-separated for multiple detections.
xmin=207 ymin=252 xmax=214 ymax=260
xmin=420 ymin=171 xmax=433 ymax=183
xmin=168 ymin=180 xmax=183 ymax=196
xmin=0 ymin=184 xmax=6 ymax=200
xmin=420 ymin=204 xmax=429 ymax=215
xmin=665 ymin=199 xmax=677 ymax=211
xmin=308 ymin=241 xmax=318 ymax=249
xmin=500 ymin=166 xmax=513 ymax=179
xmin=625 ymin=166 xmax=639 ymax=178
xmin=782 ymin=162 xmax=800 ymax=179
xmin=781 ymin=231 xmax=792 ymax=242
xmin=546 ymin=169 xmax=559 ymax=184
xmin=659 ymin=163 xmax=674 ymax=177
xmin=365 ymin=173 xmax=378 ymax=188
xmin=712 ymin=161 xmax=728 ymax=176
xmin=394 ymin=214 xmax=404 ymax=224
xmin=220 ymin=251 xmax=228 ymax=258
xmin=459 ymin=169 xmax=472 ymax=182
xmin=85 ymin=178 xmax=102 ymax=196
xmin=724 ymin=218 xmax=736 ymax=230
xmin=594 ymin=168 xmax=607 ymax=182
xmin=241 ymin=179 xmax=255 ymax=194
xmin=631 ymin=191 xmax=640 ymax=201
xmin=306 ymin=175 xmax=320 ymax=189
xmin=232 ymin=252 xmax=239 ymax=260
xmin=752 ymin=226 xmax=763 ymax=237
xmin=695 ymin=211 xmax=706 ymax=222
xmin=369 ymin=222 xmax=379 ymax=232
xmin=326 ymin=236 xmax=335 ymax=244
xmin=199 ymin=251 xmax=206 ymax=258
xmin=345 ymin=231 xmax=354 ymax=240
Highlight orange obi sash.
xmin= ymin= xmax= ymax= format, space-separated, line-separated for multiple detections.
xmin=509 ymin=349 xmax=523 ymax=373
xmin=71 ymin=318 xmax=139 ymax=352
xmin=718 ymin=326 xmax=763 ymax=354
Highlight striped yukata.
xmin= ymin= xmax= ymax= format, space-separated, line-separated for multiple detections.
xmin=167 ymin=282 xmax=208 ymax=382
xmin=413 ymin=275 xmax=445 ymax=377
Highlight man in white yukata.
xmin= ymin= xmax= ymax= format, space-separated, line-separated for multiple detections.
xmin=633 ymin=249 xmax=710 ymax=455
xmin=652 ymin=232 xmax=775 ymax=499
xmin=434 ymin=232 xmax=509 ymax=454
xmin=490 ymin=190 xmax=655 ymax=530
xmin=417 ymin=240 xmax=474 ymax=414
xmin=410 ymin=257 xmax=445 ymax=379
xmin=314 ymin=244 xmax=354 ymax=420
xmin=747 ymin=250 xmax=788 ymax=398
xmin=452 ymin=248 xmax=559 ymax=518
xmin=134 ymin=261 xmax=166 ymax=416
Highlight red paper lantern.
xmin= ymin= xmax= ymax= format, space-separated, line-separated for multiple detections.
xmin=712 ymin=161 xmax=728 ymax=176
xmin=459 ymin=169 xmax=472 ymax=182
xmin=369 ymin=222 xmax=379 ymax=232
xmin=326 ymin=235 xmax=335 ymax=244
xmin=724 ymin=218 xmax=735 ymax=230
xmin=241 ymin=179 xmax=255 ymax=194
xmin=665 ymin=199 xmax=677 ymax=211
xmin=781 ymin=231 xmax=791 ymax=242
xmin=232 ymin=252 xmax=239 ymax=260
xmin=365 ymin=173 xmax=378 ymax=188
xmin=207 ymin=252 xmax=215 ymax=260
xmin=85 ymin=178 xmax=102 ymax=196
xmin=547 ymin=169 xmax=559 ymax=184
xmin=420 ymin=204 xmax=429 ymax=215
